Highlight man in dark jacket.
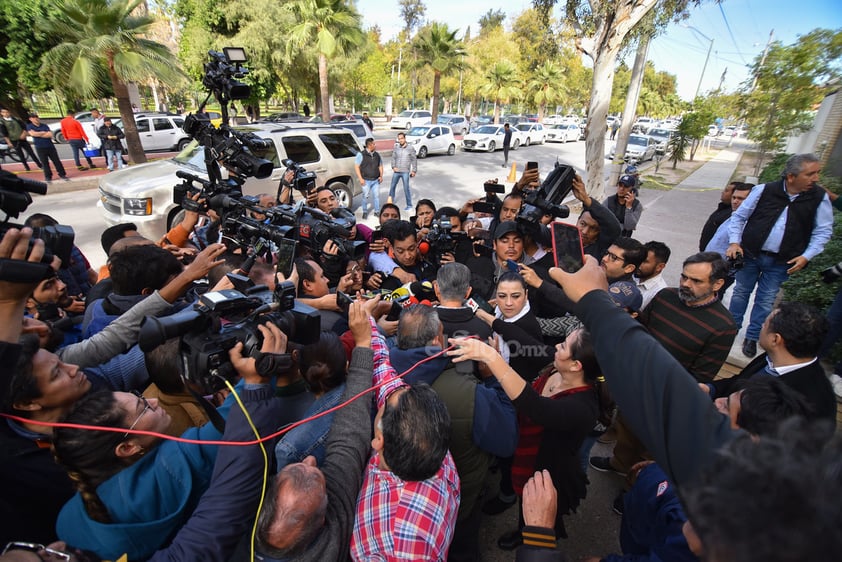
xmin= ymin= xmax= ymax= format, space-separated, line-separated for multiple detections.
xmin=698 ymin=181 xmax=737 ymax=251
xmin=1 ymin=107 xmax=41 ymax=170
xmin=98 ymin=116 xmax=126 ymax=171
xmin=570 ymin=174 xmax=622 ymax=260
xmin=709 ymin=301 xmax=836 ymax=425
xmin=726 ymin=153 xmax=832 ymax=358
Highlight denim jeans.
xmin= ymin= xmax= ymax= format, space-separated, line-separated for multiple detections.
xmin=105 ymin=149 xmax=125 ymax=171
xmin=274 ymin=383 xmax=345 ymax=471
xmin=68 ymin=138 xmax=93 ymax=167
xmin=361 ymin=179 xmax=380 ymax=215
xmin=389 ymin=171 xmax=412 ymax=207
xmin=728 ymin=253 xmax=790 ymax=341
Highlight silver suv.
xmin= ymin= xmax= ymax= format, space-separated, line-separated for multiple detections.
xmin=98 ymin=122 xmax=362 ymax=239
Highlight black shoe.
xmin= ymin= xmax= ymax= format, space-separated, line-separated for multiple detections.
xmin=497 ymin=530 xmax=522 ymax=551
xmin=613 ymin=491 xmax=625 ymax=515
xmin=589 ymin=456 xmax=627 ymax=476
xmin=482 ymin=494 xmax=516 ymax=515
xmin=742 ymin=339 xmax=757 ymax=358
xmin=77 ymin=166 xmax=89 ymax=171
xmin=502 ymin=163 xmax=507 ymax=168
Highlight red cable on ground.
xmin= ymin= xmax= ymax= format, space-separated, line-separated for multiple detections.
xmin=1 ymin=342 xmax=467 ymax=446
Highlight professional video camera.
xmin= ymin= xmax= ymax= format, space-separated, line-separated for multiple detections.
xmin=181 ymin=115 xmax=274 ymax=180
xmin=422 ymin=218 xmax=466 ymax=262
xmin=516 ymin=162 xmax=574 ymax=233
xmin=138 ymin=280 xmax=320 ymax=392
xmin=286 ymin=205 xmax=367 ymax=260
xmin=203 ymin=48 xmax=251 ymax=102
xmin=0 ymin=170 xmax=74 ymax=282
xmin=282 ymin=158 xmax=317 ymax=195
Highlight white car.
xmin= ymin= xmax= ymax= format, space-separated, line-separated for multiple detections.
xmin=609 ymin=134 xmax=657 ymax=162
xmin=546 ymin=123 xmax=580 ymax=143
xmin=515 ymin=123 xmax=546 ymax=146
xmin=647 ymin=128 xmax=674 ymax=153
xmin=437 ymin=114 xmax=469 ymax=135
xmin=390 ymin=110 xmax=432 ymax=130
xmin=405 ymin=124 xmax=457 ymax=157
xmin=543 ymin=115 xmax=562 ymax=125
xmin=461 ymin=125 xmax=521 ymax=152
xmin=633 ymin=117 xmax=655 ymax=133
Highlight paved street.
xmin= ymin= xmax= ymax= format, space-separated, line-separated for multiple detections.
xmin=17 ymin=135 xmax=749 ymax=561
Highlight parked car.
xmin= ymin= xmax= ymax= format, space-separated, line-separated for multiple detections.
xmin=97 ymin=122 xmax=362 ymax=239
xmin=546 ymin=123 xmax=580 ymax=143
xmin=461 ymin=124 xmax=521 ymax=152
xmin=405 ymin=124 xmax=457 ymax=157
xmin=515 ymin=122 xmax=546 ymax=146
xmin=264 ymin=112 xmax=306 ymax=123
xmin=437 ymin=114 xmax=469 ymax=135
xmin=543 ymin=115 xmax=562 ymax=125
xmin=646 ymin=127 xmax=674 ymax=153
xmin=707 ymin=124 xmax=720 ymax=137
xmin=633 ymin=117 xmax=655 ymax=133
xmin=469 ymin=115 xmax=494 ymax=130
xmin=390 ymin=110 xmax=432 ymax=130
xmin=49 ymin=111 xmax=96 ymax=143
xmin=112 ymin=113 xmax=193 ymax=152
xmin=609 ymin=134 xmax=657 ymax=163
xmin=331 ymin=120 xmax=374 ymax=150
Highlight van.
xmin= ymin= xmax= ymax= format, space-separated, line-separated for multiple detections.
xmin=390 ymin=110 xmax=432 ymax=130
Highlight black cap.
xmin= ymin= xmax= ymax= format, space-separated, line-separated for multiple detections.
xmin=494 ymin=221 xmax=520 ymax=239
xmin=618 ymin=175 xmax=635 ymax=187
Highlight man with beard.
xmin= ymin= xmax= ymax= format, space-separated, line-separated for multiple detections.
xmin=638 ymin=252 xmax=737 ymax=382
xmin=590 ymin=252 xmax=737 ymax=482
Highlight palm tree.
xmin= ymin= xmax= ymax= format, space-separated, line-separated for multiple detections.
xmin=527 ymin=61 xmax=566 ymax=123
xmin=411 ymin=23 xmax=468 ymax=124
xmin=39 ymin=0 xmax=182 ymax=165
xmin=286 ymin=0 xmax=365 ymax=123
xmin=479 ymin=61 xmax=522 ymax=124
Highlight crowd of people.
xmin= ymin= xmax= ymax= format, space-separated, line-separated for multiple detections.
xmin=0 ymin=150 xmax=841 ymax=562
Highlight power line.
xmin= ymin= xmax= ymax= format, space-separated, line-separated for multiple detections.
xmin=718 ymin=3 xmax=748 ymax=65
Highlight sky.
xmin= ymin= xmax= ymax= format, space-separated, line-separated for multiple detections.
xmin=355 ymin=0 xmax=842 ymax=101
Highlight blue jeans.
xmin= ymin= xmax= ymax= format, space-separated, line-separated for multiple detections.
xmin=105 ymin=149 xmax=125 ymax=171
xmin=361 ymin=179 xmax=381 ymax=215
xmin=274 ymin=384 xmax=345 ymax=471
xmin=389 ymin=171 xmax=412 ymax=207
xmin=68 ymin=139 xmax=93 ymax=167
xmin=728 ymin=253 xmax=790 ymax=341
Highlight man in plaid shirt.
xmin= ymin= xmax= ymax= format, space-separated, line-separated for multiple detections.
xmin=350 ymin=315 xmax=461 ymax=560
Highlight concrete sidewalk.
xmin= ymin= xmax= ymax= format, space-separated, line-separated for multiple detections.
xmin=633 ymin=147 xmax=760 ymax=370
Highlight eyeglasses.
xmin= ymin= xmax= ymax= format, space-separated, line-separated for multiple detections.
xmin=604 ymin=250 xmax=626 ymax=264
xmin=2 ymin=542 xmax=72 ymax=561
xmin=123 ymin=390 xmax=155 ymax=440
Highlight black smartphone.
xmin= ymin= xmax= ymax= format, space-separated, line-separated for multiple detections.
xmin=371 ymin=229 xmax=383 ymax=242
xmin=526 ymin=161 xmax=538 ymax=170
xmin=473 ymin=242 xmax=494 ymax=258
xmin=336 ymin=291 xmax=353 ymax=314
xmin=275 ymin=238 xmax=297 ymax=279
xmin=506 ymin=259 xmax=519 ymax=273
xmin=483 ymin=182 xmax=505 ymax=194
xmin=551 ymin=223 xmax=585 ymax=273
xmin=473 ymin=201 xmax=498 ymax=214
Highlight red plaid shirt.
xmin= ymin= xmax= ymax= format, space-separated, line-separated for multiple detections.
xmin=349 ymin=318 xmax=461 ymax=560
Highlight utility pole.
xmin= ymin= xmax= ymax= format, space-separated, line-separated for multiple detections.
xmin=750 ymin=29 xmax=774 ymax=92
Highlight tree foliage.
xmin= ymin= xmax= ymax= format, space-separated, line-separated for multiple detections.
xmin=479 ymin=9 xmax=506 ymax=36
xmin=399 ymin=0 xmax=426 ymax=37
xmin=39 ymin=0 xmax=183 ymax=164
xmin=480 ymin=60 xmax=522 ymax=123
xmin=411 ymin=22 xmax=467 ymax=122
xmin=739 ymin=28 xmax=842 ymax=171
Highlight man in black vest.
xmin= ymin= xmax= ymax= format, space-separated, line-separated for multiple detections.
xmin=726 ymin=153 xmax=832 ymax=357
xmin=707 ymin=301 xmax=836 ymax=426
xmin=354 ymin=137 xmax=383 ymax=219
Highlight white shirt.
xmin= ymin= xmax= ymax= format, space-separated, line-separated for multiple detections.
xmin=636 ymin=273 xmax=668 ymax=310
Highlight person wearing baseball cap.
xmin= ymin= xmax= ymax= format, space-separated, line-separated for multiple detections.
xmin=608 ymin=280 xmax=643 ymax=317
xmin=605 ymin=174 xmax=644 ymax=237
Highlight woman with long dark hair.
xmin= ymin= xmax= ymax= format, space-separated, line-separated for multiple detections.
xmin=449 ymin=327 xmax=612 ymax=549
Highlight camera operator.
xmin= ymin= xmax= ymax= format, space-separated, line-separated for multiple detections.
xmin=294 ymin=257 xmax=351 ymax=335
xmin=380 ymin=220 xmax=438 ymax=283
xmin=464 ymin=221 xmax=526 ymax=301
xmin=432 ymin=207 xmax=473 ymax=264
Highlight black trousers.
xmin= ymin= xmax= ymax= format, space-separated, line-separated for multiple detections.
xmin=14 ymin=140 xmax=41 ymax=169
xmin=503 ymin=144 xmax=510 ymax=164
xmin=35 ymin=145 xmax=66 ymax=181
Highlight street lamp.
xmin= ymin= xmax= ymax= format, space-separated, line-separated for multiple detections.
xmin=683 ymin=24 xmax=714 ymax=100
